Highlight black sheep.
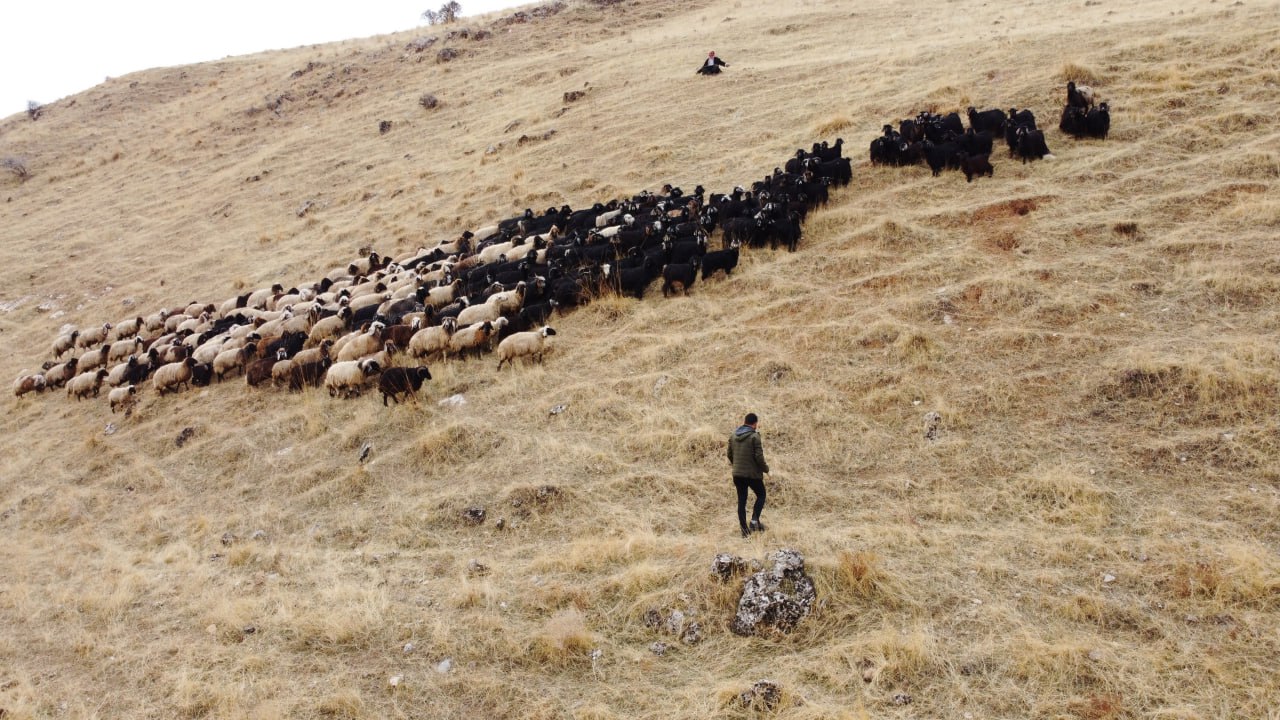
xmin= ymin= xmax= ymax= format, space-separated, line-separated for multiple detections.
xmin=661 ymin=258 xmax=701 ymax=297
xmin=379 ymin=366 xmax=432 ymax=406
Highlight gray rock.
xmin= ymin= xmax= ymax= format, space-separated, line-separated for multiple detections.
xmin=739 ymin=680 xmax=782 ymax=711
xmin=649 ymin=641 xmax=667 ymax=656
xmin=467 ymin=559 xmax=490 ymax=577
xmin=462 ymin=506 xmax=486 ymax=525
xmin=729 ymin=549 xmax=816 ymax=636
xmin=711 ymin=553 xmax=760 ymax=582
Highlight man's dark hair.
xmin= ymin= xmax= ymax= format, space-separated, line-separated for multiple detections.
xmin=744 ymin=413 xmax=758 ymax=425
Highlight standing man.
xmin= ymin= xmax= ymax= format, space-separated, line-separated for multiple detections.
xmin=696 ymin=50 xmax=729 ymax=75
xmin=727 ymin=412 xmax=769 ymax=537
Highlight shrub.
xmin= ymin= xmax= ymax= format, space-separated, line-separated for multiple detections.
xmin=422 ymin=1 xmax=462 ymax=25
xmin=26 ymin=101 xmax=43 ymax=121
xmin=2 ymin=156 xmax=31 ymax=181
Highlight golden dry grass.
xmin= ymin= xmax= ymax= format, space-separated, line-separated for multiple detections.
xmin=3 ymin=0 xmax=1280 ymax=717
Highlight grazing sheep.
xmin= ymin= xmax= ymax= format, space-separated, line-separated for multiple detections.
xmin=52 ymin=330 xmax=79 ymax=359
xmin=153 ymin=358 xmax=197 ymax=396
xmin=105 ymin=356 xmax=140 ymax=388
xmin=959 ymin=153 xmax=994 ymax=182
xmin=108 ymin=385 xmax=138 ymax=414
xmin=213 ymin=342 xmax=257 ymax=381
xmin=1066 ymin=80 xmax=1096 ymax=109
xmin=13 ymin=372 xmax=46 ymax=397
xmin=324 ymin=359 xmax=383 ymax=398
xmin=378 ymin=366 xmax=433 ymax=406
xmin=77 ymin=323 xmax=113 ymax=349
xmin=496 ymin=326 xmax=557 ymax=370
xmin=67 ymin=369 xmax=109 ymax=400
xmin=408 ymin=318 xmax=457 ymax=359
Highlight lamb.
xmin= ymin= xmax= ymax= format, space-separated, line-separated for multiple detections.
xmin=108 ymin=385 xmax=138 ymax=414
xmin=324 ymin=359 xmax=383 ymax=398
xmin=52 ymin=330 xmax=79 ymax=359
xmin=153 ymin=358 xmax=197 ymax=396
xmin=496 ymin=326 xmax=557 ymax=370
xmin=378 ymin=366 xmax=433 ymax=406
xmin=291 ymin=339 xmax=334 ymax=368
xmin=213 ymin=342 xmax=258 ymax=381
xmin=67 ymin=369 xmax=109 ymax=400
xmin=13 ymin=372 xmax=46 ymax=397
xmin=77 ymin=323 xmax=113 ymax=349
xmin=408 ymin=318 xmax=457 ymax=359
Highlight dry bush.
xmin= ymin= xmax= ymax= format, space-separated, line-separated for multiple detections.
xmin=2 ymin=156 xmax=31 ymax=181
xmin=1059 ymin=62 xmax=1106 ymax=85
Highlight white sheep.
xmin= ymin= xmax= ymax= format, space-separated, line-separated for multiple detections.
xmin=291 ymin=339 xmax=333 ymax=368
xmin=486 ymin=281 xmax=527 ymax=315
xmin=143 ymin=309 xmax=170 ymax=332
xmin=408 ymin=318 xmax=457 ymax=359
xmin=67 ymin=369 xmax=109 ymax=400
xmin=76 ymin=345 xmax=112 ymax=373
xmin=213 ymin=342 xmax=257 ymax=381
xmin=153 ymin=358 xmax=196 ymax=396
xmin=496 ymin=326 xmax=558 ymax=370
xmin=13 ymin=372 xmax=46 ymax=397
xmin=108 ymin=385 xmax=138 ymax=414
xmin=595 ymin=208 xmax=624 ymax=228
xmin=76 ymin=323 xmax=113 ymax=349
xmin=107 ymin=336 xmax=144 ymax=363
xmin=335 ymin=324 xmax=386 ymax=363
xmin=324 ymin=359 xmax=382 ymax=398
xmin=111 ymin=316 xmax=144 ymax=341
xmin=246 ymin=283 xmax=285 ymax=310
xmin=51 ymin=329 xmax=80 ymax=359
xmin=456 ymin=299 xmax=504 ymax=328
xmin=307 ymin=307 xmax=353 ymax=346
xmin=477 ymin=239 xmax=519 ymax=265
xmin=191 ymin=335 xmax=229 ymax=365
xmin=424 ymin=279 xmax=462 ymax=309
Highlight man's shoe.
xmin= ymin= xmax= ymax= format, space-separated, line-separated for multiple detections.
xmin=741 ymin=526 xmax=752 ymax=538
xmin=749 ymin=519 xmax=765 ymax=532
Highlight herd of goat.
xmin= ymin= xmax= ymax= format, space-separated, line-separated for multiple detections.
xmin=14 ymin=81 xmax=1111 ymax=411
xmin=870 ymin=81 xmax=1110 ymax=180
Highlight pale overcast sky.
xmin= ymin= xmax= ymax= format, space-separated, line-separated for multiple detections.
xmin=2 ymin=1 xmax=520 ymax=118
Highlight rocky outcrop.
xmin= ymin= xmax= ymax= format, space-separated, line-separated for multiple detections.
xmin=729 ymin=549 xmax=816 ymax=636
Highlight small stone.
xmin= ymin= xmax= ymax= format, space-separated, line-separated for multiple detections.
xmin=250 ymin=530 xmax=267 ymax=541
xmin=103 ymin=423 xmax=117 ymax=436
xmin=892 ymin=693 xmax=913 ymax=705
xmin=495 ymin=517 xmax=506 ymax=531
xmin=439 ymin=393 xmax=467 ymax=407
xmin=403 ymin=642 xmax=415 ymax=654
xmin=680 ymin=621 xmax=702 ymax=645
xmin=242 ymin=625 xmax=256 ymax=635
xmin=388 ymin=675 xmax=402 ymax=688
xmin=462 ymin=506 xmax=486 ymax=525
xmin=548 ymin=403 xmax=568 ymax=415
xmin=467 ymin=559 xmax=490 ymax=577
xmin=1088 ymin=649 xmax=1103 ymax=661
xmin=206 ymin=624 xmax=217 ymax=636
xmin=1103 ymin=574 xmax=1116 ymax=583
xmin=435 ymin=658 xmax=453 ymax=674
xmin=739 ymin=680 xmax=782 ymax=711
xmin=221 ymin=532 xmax=237 ymax=546
xmin=649 ymin=641 xmax=668 ymax=656
xmin=971 ymin=598 xmax=983 ymax=605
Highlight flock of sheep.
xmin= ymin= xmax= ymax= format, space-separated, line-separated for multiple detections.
xmin=13 ymin=140 xmax=845 ymax=412
xmin=869 ymin=81 xmax=1109 ymax=180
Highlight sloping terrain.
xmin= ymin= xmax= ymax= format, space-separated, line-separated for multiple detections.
xmin=2 ymin=0 xmax=1279 ymax=717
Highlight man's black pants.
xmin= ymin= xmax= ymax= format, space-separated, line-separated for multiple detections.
xmin=733 ymin=475 xmax=766 ymax=530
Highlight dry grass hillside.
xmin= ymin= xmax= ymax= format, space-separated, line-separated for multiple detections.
xmin=3 ymin=0 xmax=1280 ymax=717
